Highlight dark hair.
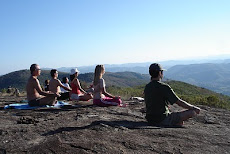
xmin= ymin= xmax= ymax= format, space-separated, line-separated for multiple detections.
xmin=70 ymin=74 xmax=75 ymax=82
xmin=45 ymin=79 xmax=50 ymax=85
xmin=62 ymin=77 xmax=68 ymax=83
xmin=50 ymin=69 xmax=57 ymax=77
xmin=30 ymin=64 xmax=37 ymax=74
xmin=149 ymin=70 xmax=160 ymax=78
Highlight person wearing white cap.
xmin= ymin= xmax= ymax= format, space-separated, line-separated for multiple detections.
xmin=69 ymin=68 xmax=93 ymax=101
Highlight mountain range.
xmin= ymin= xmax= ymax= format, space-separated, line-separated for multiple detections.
xmin=42 ymin=55 xmax=230 ymax=74
xmin=0 ymin=70 xmax=149 ymax=91
xmin=1 ymin=55 xmax=230 ymax=96
xmin=48 ymin=58 xmax=230 ymax=96
xmin=164 ymin=63 xmax=230 ymax=96
xmin=60 ymin=62 xmax=230 ymax=96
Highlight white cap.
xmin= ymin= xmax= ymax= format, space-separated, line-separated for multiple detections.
xmin=70 ymin=68 xmax=79 ymax=74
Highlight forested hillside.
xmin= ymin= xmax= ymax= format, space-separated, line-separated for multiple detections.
xmin=164 ymin=63 xmax=230 ymax=95
xmin=107 ymin=80 xmax=230 ymax=109
xmin=1 ymin=69 xmax=230 ymax=109
xmin=0 ymin=70 xmax=149 ymax=91
xmin=0 ymin=70 xmax=69 ymax=91
xmin=56 ymin=62 xmax=230 ymax=96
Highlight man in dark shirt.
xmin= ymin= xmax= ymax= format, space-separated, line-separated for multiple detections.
xmin=144 ymin=63 xmax=200 ymax=127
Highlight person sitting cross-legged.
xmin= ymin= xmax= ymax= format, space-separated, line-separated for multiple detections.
xmin=144 ymin=63 xmax=201 ymax=127
xmin=26 ymin=64 xmax=60 ymax=107
xmin=49 ymin=69 xmax=72 ymax=100
xmin=93 ymin=65 xmax=124 ymax=107
xmin=59 ymin=77 xmax=71 ymax=100
xmin=69 ymin=68 xmax=93 ymax=101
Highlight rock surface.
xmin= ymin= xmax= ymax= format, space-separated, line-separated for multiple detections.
xmin=0 ymin=95 xmax=230 ymax=154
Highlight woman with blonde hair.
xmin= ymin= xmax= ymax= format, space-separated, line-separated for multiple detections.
xmin=93 ymin=65 xmax=124 ymax=107
xmin=70 ymin=68 xmax=93 ymax=101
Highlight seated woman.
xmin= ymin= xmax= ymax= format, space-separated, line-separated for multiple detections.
xmin=61 ymin=77 xmax=71 ymax=92
xmin=58 ymin=77 xmax=71 ymax=100
xmin=93 ymin=65 xmax=124 ymax=107
xmin=70 ymin=68 xmax=93 ymax=101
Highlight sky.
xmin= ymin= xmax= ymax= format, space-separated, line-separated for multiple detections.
xmin=0 ymin=0 xmax=230 ymax=75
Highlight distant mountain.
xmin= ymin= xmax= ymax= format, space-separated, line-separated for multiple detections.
xmin=55 ymin=63 xmax=151 ymax=74
xmin=164 ymin=63 xmax=230 ymax=96
xmin=0 ymin=70 xmax=70 ymax=91
xmin=0 ymin=70 xmax=150 ymax=91
xmin=2 ymin=57 xmax=230 ymax=96
xmin=45 ymin=57 xmax=230 ymax=74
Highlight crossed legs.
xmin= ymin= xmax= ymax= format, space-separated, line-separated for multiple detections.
xmin=39 ymin=95 xmax=57 ymax=106
xmin=177 ymin=109 xmax=197 ymax=126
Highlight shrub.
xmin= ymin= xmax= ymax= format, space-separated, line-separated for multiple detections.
xmin=1 ymin=88 xmax=7 ymax=93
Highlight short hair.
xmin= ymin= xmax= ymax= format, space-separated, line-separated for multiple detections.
xmin=45 ymin=79 xmax=50 ymax=85
xmin=50 ymin=69 xmax=57 ymax=77
xmin=149 ymin=63 xmax=164 ymax=78
xmin=30 ymin=64 xmax=38 ymax=74
xmin=62 ymin=77 xmax=68 ymax=83
xmin=149 ymin=70 xmax=160 ymax=78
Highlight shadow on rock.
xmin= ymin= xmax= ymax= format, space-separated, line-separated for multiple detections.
xmin=42 ymin=120 xmax=163 ymax=136
xmin=0 ymin=149 xmax=6 ymax=154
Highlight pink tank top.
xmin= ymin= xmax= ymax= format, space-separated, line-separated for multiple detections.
xmin=71 ymin=79 xmax=81 ymax=95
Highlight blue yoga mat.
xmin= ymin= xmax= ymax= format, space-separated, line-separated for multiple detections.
xmin=4 ymin=101 xmax=70 ymax=110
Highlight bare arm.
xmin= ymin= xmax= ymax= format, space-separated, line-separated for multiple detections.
xmin=58 ymin=80 xmax=72 ymax=91
xmin=34 ymin=79 xmax=59 ymax=97
xmin=100 ymin=78 xmax=116 ymax=98
xmin=101 ymin=86 xmax=115 ymax=98
xmin=175 ymin=99 xmax=201 ymax=114
xmin=75 ymin=79 xmax=87 ymax=94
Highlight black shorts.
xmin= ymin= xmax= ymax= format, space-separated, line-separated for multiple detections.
xmin=28 ymin=99 xmax=40 ymax=107
xmin=57 ymin=92 xmax=70 ymax=100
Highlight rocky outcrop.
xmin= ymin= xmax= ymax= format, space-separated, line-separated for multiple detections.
xmin=0 ymin=96 xmax=229 ymax=153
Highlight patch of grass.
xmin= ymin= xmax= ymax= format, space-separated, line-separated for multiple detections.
xmin=107 ymin=81 xmax=230 ymax=110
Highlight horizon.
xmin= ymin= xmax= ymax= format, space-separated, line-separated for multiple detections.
xmin=1 ymin=0 xmax=230 ymax=75
xmin=1 ymin=54 xmax=230 ymax=76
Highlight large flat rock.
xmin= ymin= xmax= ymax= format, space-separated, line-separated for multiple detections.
xmin=0 ymin=96 xmax=229 ymax=153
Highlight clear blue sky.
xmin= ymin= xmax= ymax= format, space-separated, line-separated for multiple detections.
xmin=0 ymin=0 xmax=230 ymax=75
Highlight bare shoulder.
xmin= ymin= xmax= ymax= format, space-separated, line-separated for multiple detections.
xmin=76 ymin=78 xmax=81 ymax=84
xmin=56 ymin=79 xmax=63 ymax=85
xmin=73 ymin=78 xmax=78 ymax=83
xmin=28 ymin=76 xmax=39 ymax=84
xmin=51 ymin=79 xmax=62 ymax=86
xmin=50 ymin=78 xmax=57 ymax=83
xmin=26 ymin=76 xmax=39 ymax=90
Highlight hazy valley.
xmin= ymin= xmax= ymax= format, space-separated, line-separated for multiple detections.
xmin=45 ymin=58 xmax=230 ymax=96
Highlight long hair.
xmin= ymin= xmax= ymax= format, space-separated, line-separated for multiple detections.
xmin=70 ymin=74 xmax=75 ymax=82
xmin=93 ymin=65 xmax=104 ymax=86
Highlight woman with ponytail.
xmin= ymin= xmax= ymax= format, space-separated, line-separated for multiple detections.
xmin=93 ymin=65 xmax=124 ymax=107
